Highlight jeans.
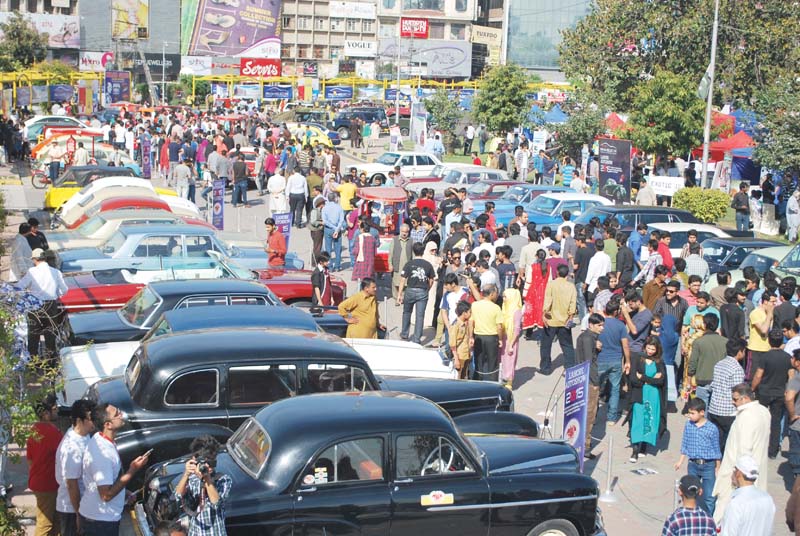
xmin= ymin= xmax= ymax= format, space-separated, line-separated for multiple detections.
xmin=598 ymin=360 xmax=623 ymax=422
xmin=256 ymin=173 xmax=266 ymax=194
xmin=575 ymin=281 xmax=588 ymax=321
xmin=324 ymin=227 xmax=343 ymax=271
xmin=48 ymin=161 xmax=60 ymax=181
xmin=540 ymin=325 xmax=575 ymax=371
xmin=735 ymin=212 xmax=750 ymax=232
xmin=759 ymin=393 xmax=784 ymax=457
xmin=79 ymin=516 xmax=120 ymax=536
xmin=543 ymin=173 xmax=555 ymax=186
xmin=790 ymin=428 xmax=800 ymax=476
xmin=289 ymin=193 xmax=306 ymax=227
xmin=473 ymin=334 xmax=500 ymax=381
xmin=200 ymin=186 xmax=213 ymax=206
xmin=233 ymin=180 xmax=248 ymax=206
xmin=479 ymin=139 xmax=485 ymax=154
xmin=688 ymin=460 xmax=717 ymax=515
xmin=695 ymin=385 xmax=712 ymax=410
xmin=59 ymin=512 xmax=79 ymax=536
xmin=709 ymin=413 xmax=735 ymax=454
xmin=401 ymin=287 xmax=429 ymax=344
xmin=187 ymin=183 xmax=196 ymax=204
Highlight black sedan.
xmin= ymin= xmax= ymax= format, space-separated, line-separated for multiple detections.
xmin=701 ymin=237 xmax=784 ymax=274
xmin=138 ymin=392 xmax=604 ymax=536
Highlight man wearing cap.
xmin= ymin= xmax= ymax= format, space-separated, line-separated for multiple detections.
xmin=662 ymin=474 xmax=717 ymax=535
xmin=15 ymin=248 xmax=68 ymax=369
xmin=720 ymin=455 xmax=775 ymax=535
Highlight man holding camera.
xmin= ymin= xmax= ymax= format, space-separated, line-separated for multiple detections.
xmin=174 ymin=436 xmax=232 ymax=535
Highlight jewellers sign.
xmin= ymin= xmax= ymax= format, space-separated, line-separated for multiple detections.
xmin=400 ymin=17 xmax=428 ymax=38
xmin=239 ymin=58 xmax=281 ymax=77
xmin=344 ymin=40 xmax=377 ymax=58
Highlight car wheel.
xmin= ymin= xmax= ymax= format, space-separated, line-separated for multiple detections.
xmin=527 ymin=519 xmax=580 ymax=536
xmin=338 ymin=127 xmax=350 ymax=140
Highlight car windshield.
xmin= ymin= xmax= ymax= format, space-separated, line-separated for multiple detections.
xmin=119 ymin=286 xmax=161 ymax=327
xmin=125 ymin=350 xmax=143 ymax=392
xmin=741 ymin=253 xmax=778 ymax=275
xmin=431 ymin=164 xmax=446 ymax=178
xmin=530 ymin=195 xmax=559 ymax=214
xmin=702 ymin=241 xmax=733 ymax=264
xmin=574 ymin=207 xmax=609 ymax=226
xmin=228 ymin=418 xmax=272 ymax=478
xmin=101 ymin=230 xmax=127 ymax=254
xmin=443 ymin=170 xmax=463 ymax=184
xmin=376 ymin=152 xmax=399 ymax=165
xmin=467 ymin=182 xmax=490 ymax=195
xmin=500 ymin=186 xmax=530 ymax=202
xmin=76 ymin=215 xmax=107 ymax=238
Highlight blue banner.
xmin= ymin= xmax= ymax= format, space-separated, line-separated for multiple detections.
xmin=104 ymin=71 xmax=130 ymax=104
xmin=263 ymin=85 xmax=293 ymax=100
xmin=324 ymin=86 xmax=353 ymax=100
xmin=212 ymin=178 xmax=225 ymax=230
xmin=563 ymin=361 xmax=591 ymax=471
xmin=49 ymin=84 xmax=74 ymax=103
xmin=272 ymin=211 xmax=292 ymax=250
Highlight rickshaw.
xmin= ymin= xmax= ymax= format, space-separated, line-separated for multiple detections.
xmin=356 ymin=187 xmax=408 ymax=273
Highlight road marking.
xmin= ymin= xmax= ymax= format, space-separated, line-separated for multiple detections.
xmin=0 ymin=176 xmax=22 ymax=185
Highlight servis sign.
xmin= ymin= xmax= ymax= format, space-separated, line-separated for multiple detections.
xmin=239 ymin=58 xmax=282 ymax=78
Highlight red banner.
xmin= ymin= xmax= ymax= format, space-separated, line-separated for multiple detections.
xmin=400 ymin=17 xmax=429 ymax=38
xmin=239 ymin=58 xmax=282 ymax=78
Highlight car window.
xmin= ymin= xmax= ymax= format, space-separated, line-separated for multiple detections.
xmin=185 ymin=235 xmax=214 ymax=257
xmin=416 ymin=155 xmax=435 ymax=166
xmin=465 ymin=173 xmax=482 ymax=184
xmin=726 ymin=247 xmax=751 ymax=266
xmin=640 ymin=213 xmax=668 ymax=225
xmin=134 ymin=235 xmax=182 ymax=257
xmin=395 ymin=434 xmax=473 ymax=477
xmin=120 ymin=286 xmax=162 ymax=327
xmin=781 ymin=246 xmax=800 ymax=271
xmin=228 ymin=418 xmax=272 ymax=478
xmin=702 ymin=242 xmax=732 ymax=264
xmin=399 ymin=155 xmax=414 ymax=167
xmin=230 ymin=295 xmax=269 ymax=305
xmin=164 ymin=369 xmax=219 ymax=406
xmin=560 ymin=201 xmax=582 ymax=216
xmin=613 ymin=213 xmax=635 ymax=228
xmin=229 ymin=365 xmax=297 ymax=406
xmin=742 ymin=253 xmax=778 ymax=274
xmin=303 ymin=438 xmax=384 ymax=487
xmin=176 ymin=296 xmax=229 ymax=308
xmin=305 ymin=364 xmax=372 ymax=393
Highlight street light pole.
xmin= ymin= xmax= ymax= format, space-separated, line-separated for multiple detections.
xmin=162 ymin=41 xmax=167 ymax=106
xmin=700 ymin=0 xmax=720 ymax=187
xmin=395 ymin=34 xmax=401 ymax=125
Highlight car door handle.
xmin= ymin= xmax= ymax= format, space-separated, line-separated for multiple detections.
xmin=394 ymin=478 xmax=413 ymax=484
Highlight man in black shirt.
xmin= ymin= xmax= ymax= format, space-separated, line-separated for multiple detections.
xmin=576 ymin=313 xmax=604 ymax=459
xmin=398 ymin=242 xmax=435 ymax=344
xmin=572 ymin=232 xmax=593 ymax=320
xmin=774 ymin=278 xmax=797 ymax=331
xmin=437 ymin=189 xmax=461 ymax=223
xmin=26 ymin=217 xmax=49 ymax=251
xmin=751 ymin=329 xmax=792 ymax=458
xmin=615 ymin=231 xmax=634 ymax=288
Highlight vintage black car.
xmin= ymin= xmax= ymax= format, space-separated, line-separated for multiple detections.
xmin=67 ymin=279 xmax=347 ymax=343
xmin=574 ymin=205 xmax=701 ymax=232
xmin=137 ymin=392 xmax=604 ymax=536
xmin=700 ymin=236 xmax=784 ymax=274
xmin=86 ymin=328 xmax=519 ymax=474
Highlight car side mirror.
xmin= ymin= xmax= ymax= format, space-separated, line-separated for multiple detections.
xmin=102 ymin=245 xmax=114 ymax=254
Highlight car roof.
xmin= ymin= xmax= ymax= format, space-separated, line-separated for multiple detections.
xmin=383 ymin=151 xmax=434 ymax=156
xmin=700 ymin=237 xmax=783 ymax=247
xmin=514 ymin=184 xmax=571 ymax=191
xmin=95 ymin=209 xmax=177 ymax=221
xmin=590 ymin=206 xmax=693 ymax=214
xmin=160 ymin=305 xmax=320 ymax=333
xmin=746 ymin=245 xmax=792 ymax=259
xmin=448 ymin=165 xmax=505 ymax=172
xmin=648 ymin=222 xmax=726 ymax=232
xmin=537 ymin=192 xmax=610 ymax=201
xmin=118 ymin=223 xmax=214 ymax=236
xmin=148 ymin=278 xmax=268 ymax=297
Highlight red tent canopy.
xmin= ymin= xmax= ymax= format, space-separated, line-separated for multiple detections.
xmin=606 ymin=112 xmax=629 ymax=132
xmin=691 ymin=130 xmax=755 ymax=160
xmin=712 ymin=111 xmax=735 ymax=139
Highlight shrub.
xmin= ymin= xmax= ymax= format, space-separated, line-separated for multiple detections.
xmin=672 ymin=187 xmax=730 ymax=223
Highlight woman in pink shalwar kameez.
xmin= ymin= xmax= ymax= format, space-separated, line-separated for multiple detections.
xmin=500 ymin=288 xmax=523 ymax=388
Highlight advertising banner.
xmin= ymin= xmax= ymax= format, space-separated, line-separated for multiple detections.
xmin=597 ymin=138 xmax=632 ymax=204
xmin=272 ymin=212 xmax=292 ymax=250
xmin=325 ymin=86 xmax=354 ymax=100
xmin=344 ymin=40 xmax=377 ymax=58
xmin=210 ymin=82 xmax=228 ymax=98
xmin=471 ymin=24 xmax=502 ymax=46
xmin=563 ymin=361 xmax=591 ymax=471
xmin=263 ymin=85 xmax=293 ymax=100
xmin=648 ymin=175 xmax=684 ymax=198
xmin=330 ymin=1 xmax=376 ymax=19
xmin=302 ymin=61 xmax=318 ymax=77
xmin=0 ymin=13 xmax=79 ymax=48
xmin=16 ymin=87 xmax=30 ymax=108
xmin=104 ymin=71 xmax=131 ymax=104
xmin=210 ymin=58 xmax=241 ymax=76
xmin=239 ymin=58 xmax=281 ymax=77
xmin=212 ymin=178 xmax=225 ymax=230
xmin=232 ymin=84 xmax=261 ymax=99
xmin=32 ymin=86 xmax=49 ymax=104
xmin=49 ymin=85 xmax=75 ymax=103
xmin=180 ymin=0 xmax=281 ymax=58
xmin=129 ymin=53 xmax=181 ymax=77
xmin=385 ymin=88 xmax=412 ymax=102
xmin=80 ymin=52 xmax=115 ymax=72
xmin=400 ymin=17 xmax=429 ymax=38
xmin=111 ymin=0 xmax=149 ymax=39
xmin=378 ymin=38 xmax=472 ymax=77
xmin=141 ymin=133 xmax=151 ymax=179
xmin=181 ymin=55 xmax=213 ymax=75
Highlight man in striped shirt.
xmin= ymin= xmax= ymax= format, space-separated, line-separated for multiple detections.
xmin=631 ymin=239 xmax=663 ymax=286
xmin=708 ymin=338 xmax=746 ymax=452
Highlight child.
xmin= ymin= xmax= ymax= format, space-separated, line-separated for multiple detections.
xmin=449 ymin=301 xmax=473 ymax=379
xmin=673 ymin=398 xmax=722 ymax=515
xmin=576 ymin=313 xmax=604 ymax=459
xmin=628 ymin=336 xmax=667 ymax=462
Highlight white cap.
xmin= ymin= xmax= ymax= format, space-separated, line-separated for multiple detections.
xmin=735 ymin=454 xmax=759 ymax=480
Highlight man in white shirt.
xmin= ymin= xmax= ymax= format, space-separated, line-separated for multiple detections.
xmin=72 ymin=142 xmax=90 ymax=167
xmin=267 ymin=169 xmax=289 ymax=216
xmin=585 ymin=240 xmax=612 ymax=293
xmin=286 ymin=169 xmax=309 ymax=228
xmin=55 ymin=399 xmax=96 ymax=536
xmin=79 ymin=404 xmax=149 ymax=536
xmin=10 ymin=222 xmax=34 ymax=281
xmin=719 ymin=455 xmax=775 ymax=536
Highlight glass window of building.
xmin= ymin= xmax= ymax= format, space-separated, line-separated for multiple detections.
xmin=281 ymin=45 xmax=294 ymax=58
xmin=330 ymin=18 xmax=344 ymax=31
xmin=507 ymin=0 xmax=591 ymax=70
xmin=362 ymin=20 xmax=374 ymax=33
xmin=298 ymin=16 xmax=312 ymax=30
xmin=450 ymin=23 xmax=466 ymax=40
xmin=282 ymin=16 xmax=293 ymax=29
xmin=346 ymin=18 xmax=359 ymax=31
xmin=313 ymin=45 xmax=326 ymax=59
xmin=330 ymin=46 xmax=343 ymax=59
xmin=429 ymin=22 xmax=445 ymax=39
xmin=378 ymin=22 xmax=396 ymax=38
xmin=297 ymin=44 xmax=311 ymax=58
xmin=314 ymin=17 xmax=326 ymax=30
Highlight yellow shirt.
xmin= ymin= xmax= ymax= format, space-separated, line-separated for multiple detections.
xmin=543 ymin=277 xmax=577 ymax=327
xmin=471 ymin=299 xmax=502 ymax=336
xmin=748 ymin=308 xmax=770 ymax=352
xmin=338 ymin=291 xmax=378 ymax=338
xmin=337 ymin=182 xmax=358 ymax=210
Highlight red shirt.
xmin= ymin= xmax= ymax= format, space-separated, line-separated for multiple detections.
xmin=27 ymin=422 xmax=62 ymax=492
xmin=657 ymin=241 xmax=674 ymax=271
xmin=472 ymin=157 xmax=482 ymax=165
xmin=267 ymin=230 xmax=287 ymax=266
xmin=416 ymin=198 xmax=436 ymax=217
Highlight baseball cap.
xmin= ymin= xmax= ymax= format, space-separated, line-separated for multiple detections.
xmin=735 ymin=455 xmax=759 ymax=480
xmin=548 ymin=242 xmax=561 ymax=253
xmin=31 ymin=248 xmax=46 ymax=260
xmin=679 ymin=474 xmax=701 ymax=496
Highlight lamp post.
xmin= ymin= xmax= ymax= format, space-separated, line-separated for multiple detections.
xmin=162 ymin=41 xmax=167 ymax=106
xmin=700 ymin=0 xmax=720 ymax=187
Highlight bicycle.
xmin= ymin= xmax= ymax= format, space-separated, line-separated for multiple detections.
xmin=30 ymin=168 xmax=51 ymax=189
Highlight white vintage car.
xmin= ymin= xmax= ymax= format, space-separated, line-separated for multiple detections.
xmin=358 ymin=151 xmax=442 ymax=182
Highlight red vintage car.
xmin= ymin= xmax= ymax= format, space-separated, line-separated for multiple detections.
xmin=466 ymin=180 xmax=526 ymax=201
xmin=68 ymin=196 xmax=173 ymax=229
xmin=59 ymin=258 xmax=346 ymax=313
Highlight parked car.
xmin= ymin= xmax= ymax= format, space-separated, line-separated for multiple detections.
xmin=496 ymin=192 xmax=611 ymax=228
xmin=332 ymin=107 xmax=389 ymax=140
xmin=65 ymin=277 xmax=346 ymax=345
xmin=409 ymin=163 xmax=475 ymax=184
xmin=768 ymin=244 xmax=800 ymax=281
xmin=408 ymin=166 xmax=511 ymax=198
xmin=700 ymin=237 xmax=784 ymax=274
xmin=24 ymin=115 xmax=88 ymax=142
xmin=286 ymin=122 xmax=336 ymax=148
xmin=573 ymin=206 xmax=701 ymax=232
xmin=487 ymin=184 xmax=571 ymax=224
xmin=44 ymin=165 xmax=139 ymax=209
xmin=64 ymin=196 xmax=186 ymax=231
xmin=46 ymin=209 xmax=211 ymax=250
xmin=702 ymin=245 xmax=791 ymax=292
xmin=359 ymin=151 xmax=442 ymax=182
xmin=465 ymin=179 xmax=525 ymax=202
xmin=84 ymin=330 xmax=515 ymax=473
xmin=645 ymin=223 xmax=752 ymax=260
xmin=136 ymin=392 xmax=601 ymax=536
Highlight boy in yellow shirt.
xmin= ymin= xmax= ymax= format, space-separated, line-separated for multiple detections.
xmin=449 ymin=301 xmax=473 ymax=379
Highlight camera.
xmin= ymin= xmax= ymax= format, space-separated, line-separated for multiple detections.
xmin=195 ymin=457 xmax=211 ymax=476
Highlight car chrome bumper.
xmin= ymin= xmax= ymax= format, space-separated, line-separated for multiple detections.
xmin=132 ymin=503 xmax=153 ymax=536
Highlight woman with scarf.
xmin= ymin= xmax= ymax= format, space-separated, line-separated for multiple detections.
xmin=500 ymin=288 xmax=523 ymax=388
xmin=522 ymin=249 xmax=549 ymax=330
xmin=351 ymin=221 xmax=377 ymax=282
xmin=422 ymin=241 xmax=443 ymax=326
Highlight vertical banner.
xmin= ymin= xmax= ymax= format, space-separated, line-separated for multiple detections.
xmin=104 ymin=71 xmax=131 ymax=104
xmin=212 ymin=178 xmax=225 ymax=230
xmin=597 ymin=138 xmax=632 ymax=204
xmin=563 ymin=361 xmax=590 ymax=471
xmin=141 ymin=133 xmax=151 ymax=179
xmin=272 ymin=212 xmax=292 ymax=250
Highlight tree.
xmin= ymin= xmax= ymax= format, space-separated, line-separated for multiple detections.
xmin=552 ymin=90 xmax=608 ymax=162
xmin=33 ymin=60 xmax=75 ymax=84
xmin=472 ymin=63 xmax=529 ymax=134
xmin=424 ymin=88 xmax=462 ymax=154
xmin=627 ymin=70 xmax=705 ymax=158
xmin=753 ymin=77 xmax=800 ymax=173
xmin=0 ymin=12 xmax=48 ymax=71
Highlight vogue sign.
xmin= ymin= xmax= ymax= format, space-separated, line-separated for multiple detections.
xmin=400 ymin=18 xmax=428 ymax=38
xmin=344 ymin=40 xmax=377 ymax=58
xmin=239 ymin=58 xmax=281 ymax=77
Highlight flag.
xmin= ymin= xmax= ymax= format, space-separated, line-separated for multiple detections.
xmin=697 ymin=63 xmax=713 ymax=100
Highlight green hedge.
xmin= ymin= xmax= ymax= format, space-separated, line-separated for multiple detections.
xmin=672 ymin=187 xmax=730 ymax=223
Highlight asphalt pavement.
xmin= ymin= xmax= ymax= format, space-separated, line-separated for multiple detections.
xmin=1 ymin=154 xmax=794 ymax=535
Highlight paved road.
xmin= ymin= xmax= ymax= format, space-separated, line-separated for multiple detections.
xmin=2 ymin=154 xmax=794 ymax=535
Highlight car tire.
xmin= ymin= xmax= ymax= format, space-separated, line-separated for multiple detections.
xmin=527 ymin=519 xmax=580 ymax=536
xmin=338 ymin=127 xmax=350 ymax=140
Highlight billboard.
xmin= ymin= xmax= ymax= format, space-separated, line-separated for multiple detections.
xmin=325 ymin=86 xmax=354 ymax=100
xmin=263 ymin=85 xmax=293 ymax=100
xmin=344 ymin=40 xmax=377 ymax=58
xmin=400 ymin=17 xmax=428 ymax=38
xmin=180 ymin=55 xmax=213 ymax=76
xmin=471 ymin=24 xmax=502 ymax=46
xmin=79 ymin=52 xmax=115 ymax=72
xmin=111 ymin=0 xmax=149 ymax=39
xmin=129 ymin=53 xmax=181 ymax=77
xmin=0 ymin=13 xmax=79 ymax=49
xmin=180 ymin=0 xmax=281 ymax=58
xmin=563 ymin=362 xmax=591 ymax=471
xmin=597 ymin=138 xmax=632 ymax=204
xmin=240 ymin=58 xmax=281 ymax=77
xmin=329 ymin=1 xmax=376 ymax=18
xmin=378 ymin=38 xmax=472 ymax=78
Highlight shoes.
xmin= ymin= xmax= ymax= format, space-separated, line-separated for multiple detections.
xmin=629 ymin=454 xmax=638 ymax=463
xmin=584 ymin=452 xmax=597 ymax=461
xmin=539 ymin=367 xmax=552 ymax=375
xmin=204 ymin=13 xmax=237 ymax=28
xmin=199 ymin=31 xmax=231 ymax=49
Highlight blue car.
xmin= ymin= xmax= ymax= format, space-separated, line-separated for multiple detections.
xmin=520 ymin=192 xmax=613 ymax=228
xmin=482 ymin=184 xmax=571 ymax=226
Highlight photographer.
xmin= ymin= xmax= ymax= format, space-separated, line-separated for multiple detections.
xmin=174 ymin=436 xmax=232 ymax=536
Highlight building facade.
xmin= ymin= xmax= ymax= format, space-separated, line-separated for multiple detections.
xmin=0 ymin=0 xmax=81 ymax=65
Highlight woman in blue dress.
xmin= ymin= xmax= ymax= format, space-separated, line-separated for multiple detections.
xmin=628 ymin=336 xmax=667 ymax=462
